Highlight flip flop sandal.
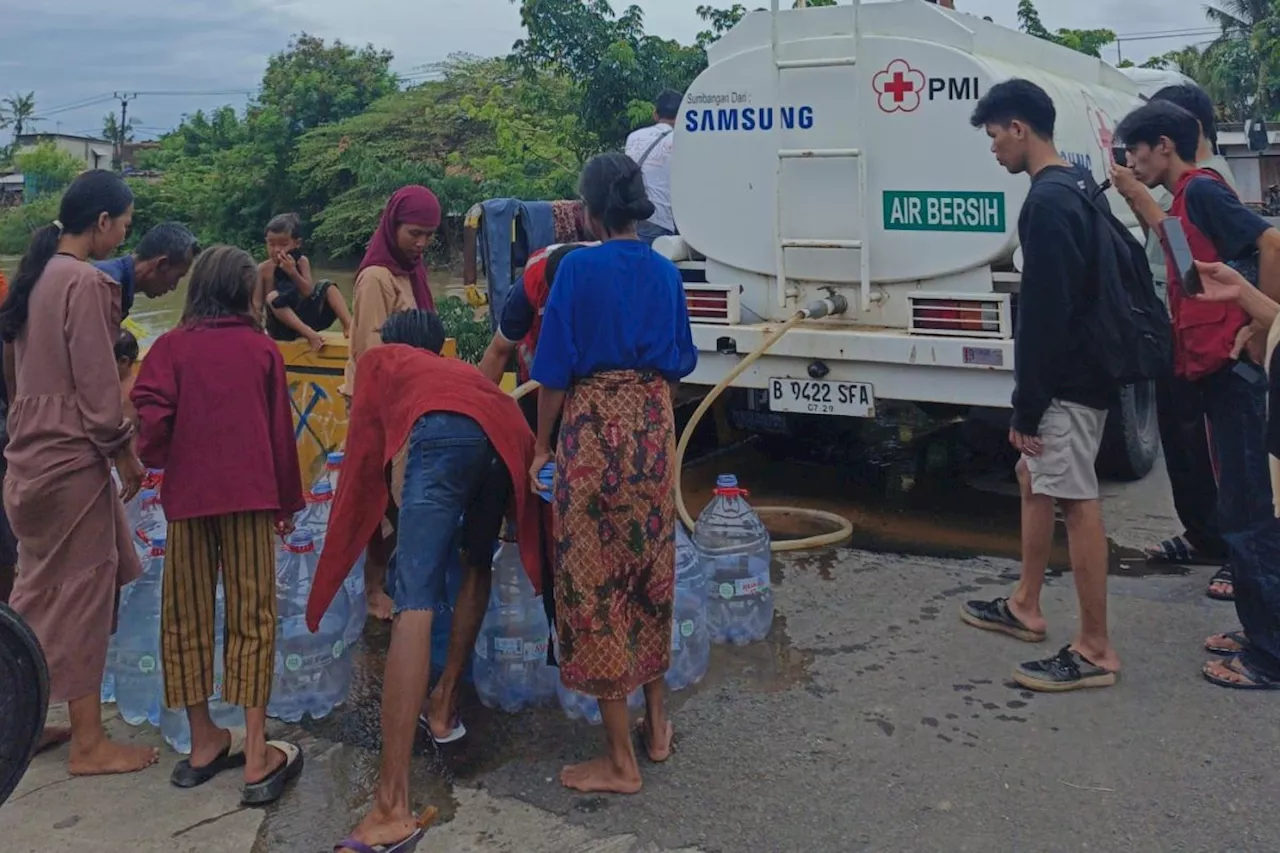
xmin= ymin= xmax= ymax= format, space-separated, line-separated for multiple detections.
xmin=334 ymin=807 xmax=439 ymax=853
xmin=1202 ymin=654 xmax=1280 ymax=691
xmin=1204 ymin=630 xmax=1248 ymax=656
xmin=418 ymin=714 xmax=466 ymax=745
xmin=960 ymin=597 xmax=1047 ymax=643
xmin=1206 ymin=565 xmax=1235 ymax=601
xmin=241 ymin=740 xmax=304 ymax=807
xmin=171 ymin=726 xmax=248 ymax=788
xmin=1144 ymin=536 xmax=1204 ymax=565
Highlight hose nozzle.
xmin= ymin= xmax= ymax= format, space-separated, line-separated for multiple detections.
xmin=800 ymin=293 xmax=850 ymax=320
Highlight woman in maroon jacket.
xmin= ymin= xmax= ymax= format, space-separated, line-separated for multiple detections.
xmin=131 ymin=246 xmax=305 ymax=805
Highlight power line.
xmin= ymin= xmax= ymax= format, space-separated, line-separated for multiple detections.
xmin=1113 ymin=26 xmax=1220 ymax=40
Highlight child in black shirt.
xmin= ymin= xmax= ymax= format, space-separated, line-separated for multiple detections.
xmin=257 ymin=213 xmax=352 ymax=350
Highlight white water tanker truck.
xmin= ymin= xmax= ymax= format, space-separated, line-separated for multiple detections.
xmin=659 ymin=0 xmax=1192 ymax=480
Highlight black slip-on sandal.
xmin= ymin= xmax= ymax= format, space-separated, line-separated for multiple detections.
xmin=960 ymin=597 xmax=1047 ymax=643
xmin=241 ymin=740 xmax=303 ymax=806
xmin=1014 ymin=646 xmax=1118 ymax=692
xmin=171 ymin=727 xmax=248 ymax=788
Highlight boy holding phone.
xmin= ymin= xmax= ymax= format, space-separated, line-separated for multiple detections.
xmin=1117 ymin=84 xmax=1234 ymax=599
xmin=1113 ymin=100 xmax=1280 ymax=690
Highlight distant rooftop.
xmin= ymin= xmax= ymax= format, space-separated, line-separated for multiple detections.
xmin=17 ymin=132 xmax=111 ymax=145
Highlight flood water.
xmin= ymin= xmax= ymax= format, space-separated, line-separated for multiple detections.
xmin=0 ymin=258 xmax=465 ymax=345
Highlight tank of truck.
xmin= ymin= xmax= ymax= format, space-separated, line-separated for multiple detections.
xmin=670 ymin=1 xmax=1148 ymax=293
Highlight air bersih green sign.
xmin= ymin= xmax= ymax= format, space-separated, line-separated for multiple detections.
xmin=882 ymin=191 xmax=1006 ymax=233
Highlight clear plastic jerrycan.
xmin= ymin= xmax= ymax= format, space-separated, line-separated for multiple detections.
xmin=113 ymin=536 xmax=167 ymax=727
xmin=474 ymin=539 xmax=556 ymax=712
xmin=695 ymin=474 xmax=773 ymax=646
xmin=666 ymin=524 xmax=709 ymax=691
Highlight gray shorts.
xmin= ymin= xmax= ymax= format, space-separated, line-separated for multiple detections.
xmin=1023 ymin=400 xmax=1108 ymax=501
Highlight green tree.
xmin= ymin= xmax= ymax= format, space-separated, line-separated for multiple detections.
xmin=14 ymin=142 xmax=82 ymax=189
xmin=293 ymin=55 xmax=583 ymax=259
xmin=260 ymin=33 xmax=399 ymax=135
xmin=1015 ymin=0 xmax=1115 ymax=58
xmin=511 ymin=0 xmax=706 ymax=148
xmin=0 ymin=92 xmax=39 ymax=148
xmin=103 ymin=112 xmax=139 ymax=146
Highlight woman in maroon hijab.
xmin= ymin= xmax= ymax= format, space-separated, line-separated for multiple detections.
xmin=342 ymin=185 xmax=441 ymax=622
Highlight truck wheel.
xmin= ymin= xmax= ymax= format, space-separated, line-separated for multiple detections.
xmin=1097 ymin=381 xmax=1160 ymax=482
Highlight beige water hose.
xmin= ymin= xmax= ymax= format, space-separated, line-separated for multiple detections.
xmin=509 ymin=310 xmax=854 ymax=553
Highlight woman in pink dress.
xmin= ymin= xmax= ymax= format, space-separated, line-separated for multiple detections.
xmin=1 ymin=170 xmax=158 ymax=775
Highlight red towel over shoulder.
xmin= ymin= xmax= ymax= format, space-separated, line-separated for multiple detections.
xmin=305 ymin=344 xmax=541 ymax=632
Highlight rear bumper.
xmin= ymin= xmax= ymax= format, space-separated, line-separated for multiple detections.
xmin=688 ymin=323 xmax=1015 ymax=409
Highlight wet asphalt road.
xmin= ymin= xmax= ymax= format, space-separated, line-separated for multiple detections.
xmin=6 ymin=447 xmax=1280 ymax=852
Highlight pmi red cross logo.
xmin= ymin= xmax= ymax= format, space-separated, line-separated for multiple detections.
xmin=873 ymin=59 xmax=925 ymax=113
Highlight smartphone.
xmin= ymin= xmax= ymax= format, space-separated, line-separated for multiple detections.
xmin=1112 ymin=145 xmax=1129 ymax=167
xmin=1156 ymin=218 xmax=1202 ymax=297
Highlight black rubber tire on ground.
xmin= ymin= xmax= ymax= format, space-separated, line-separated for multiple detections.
xmin=0 ymin=603 xmax=50 ymax=807
xmin=1096 ymin=381 xmax=1161 ymax=482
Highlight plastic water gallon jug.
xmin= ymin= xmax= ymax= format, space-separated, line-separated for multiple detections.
xmin=556 ymin=680 xmax=643 ymax=725
xmin=474 ymin=538 xmax=555 ymax=712
xmin=113 ymin=536 xmax=167 ymax=727
xmin=695 ymin=474 xmax=773 ymax=645
xmin=133 ymin=487 xmax=167 ymax=555
xmin=269 ymin=530 xmax=352 ymax=722
xmin=666 ymin=525 xmax=709 ymax=691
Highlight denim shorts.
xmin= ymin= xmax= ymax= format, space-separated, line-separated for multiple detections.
xmin=386 ymin=412 xmax=509 ymax=613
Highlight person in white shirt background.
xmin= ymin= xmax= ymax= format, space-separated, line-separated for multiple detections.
xmin=625 ymin=89 xmax=682 ymax=245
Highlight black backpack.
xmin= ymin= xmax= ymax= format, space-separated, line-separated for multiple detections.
xmin=1038 ymin=170 xmax=1172 ymax=385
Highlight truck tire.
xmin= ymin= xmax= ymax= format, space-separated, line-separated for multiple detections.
xmin=1097 ymin=381 xmax=1160 ymax=482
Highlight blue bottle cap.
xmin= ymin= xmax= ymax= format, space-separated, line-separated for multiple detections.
xmin=327 ymin=451 xmax=345 ymax=466
xmin=151 ymin=536 xmax=166 ymax=549
xmin=312 ymin=482 xmax=334 ymax=496
xmin=715 ymin=474 xmax=738 ymax=488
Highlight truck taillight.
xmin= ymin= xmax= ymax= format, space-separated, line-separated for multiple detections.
xmin=683 ymin=284 xmax=739 ymax=325
xmin=908 ymin=293 xmax=1011 ymax=339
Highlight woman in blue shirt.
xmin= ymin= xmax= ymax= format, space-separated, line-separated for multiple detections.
xmin=530 ymin=152 xmax=697 ymax=794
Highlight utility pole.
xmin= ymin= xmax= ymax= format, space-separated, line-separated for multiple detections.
xmin=112 ymin=92 xmax=136 ymax=171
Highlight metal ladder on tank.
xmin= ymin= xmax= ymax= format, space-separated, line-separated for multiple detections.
xmin=770 ymin=0 xmax=873 ymax=312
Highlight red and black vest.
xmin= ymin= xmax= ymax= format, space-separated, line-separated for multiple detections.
xmin=1167 ymin=168 xmax=1251 ymax=380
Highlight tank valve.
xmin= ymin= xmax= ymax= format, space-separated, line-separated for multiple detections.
xmin=800 ymin=293 xmax=849 ymax=320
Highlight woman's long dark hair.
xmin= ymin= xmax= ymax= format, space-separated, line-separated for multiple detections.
xmin=578 ymin=152 xmax=655 ymax=237
xmin=0 ymin=170 xmax=133 ymax=342
xmin=181 ymin=245 xmax=258 ymax=326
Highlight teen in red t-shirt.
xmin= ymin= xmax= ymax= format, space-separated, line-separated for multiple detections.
xmin=1116 ymin=100 xmax=1280 ymax=690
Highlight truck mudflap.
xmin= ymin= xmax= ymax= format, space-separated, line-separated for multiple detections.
xmin=687 ymin=322 xmax=1015 ymax=409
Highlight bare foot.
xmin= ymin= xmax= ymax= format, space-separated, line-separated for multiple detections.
xmin=69 ymin=738 xmax=160 ymax=776
xmin=367 ymin=589 xmax=394 ymax=621
xmin=188 ymin=727 xmax=230 ymax=770
xmin=638 ymin=717 xmax=674 ymax=763
xmin=244 ymin=743 xmax=287 ymax=786
xmin=423 ymin=688 xmax=458 ymax=741
xmin=1072 ymin=643 xmax=1121 ymax=675
xmin=338 ymin=806 xmax=438 ymax=853
xmin=37 ymin=725 xmax=72 ymax=754
xmin=1006 ymin=597 xmax=1047 ymax=635
xmin=559 ymin=756 xmax=642 ymax=794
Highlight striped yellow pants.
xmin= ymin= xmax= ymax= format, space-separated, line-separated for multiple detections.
xmin=161 ymin=512 xmax=277 ymax=709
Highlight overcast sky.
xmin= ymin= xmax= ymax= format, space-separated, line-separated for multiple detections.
xmin=2 ymin=0 xmax=1218 ymax=141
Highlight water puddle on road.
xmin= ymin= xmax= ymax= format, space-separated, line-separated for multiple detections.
xmin=681 ymin=442 xmax=1181 ymax=579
